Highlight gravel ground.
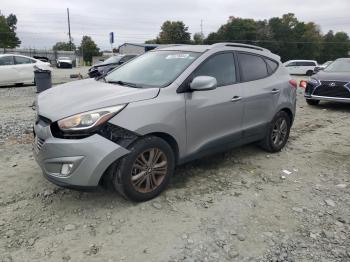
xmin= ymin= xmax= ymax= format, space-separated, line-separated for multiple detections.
xmin=0 ymin=78 xmax=349 ymax=262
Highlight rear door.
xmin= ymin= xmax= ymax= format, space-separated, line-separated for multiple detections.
xmin=185 ymin=52 xmax=244 ymax=155
xmin=0 ymin=56 xmax=16 ymax=85
xmin=14 ymin=56 xmax=36 ymax=83
xmin=237 ymin=52 xmax=279 ymax=139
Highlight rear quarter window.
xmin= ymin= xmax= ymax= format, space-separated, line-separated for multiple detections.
xmin=237 ymin=52 xmax=269 ymax=82
xmin=265 ymin=58 xmax=279 ymax=74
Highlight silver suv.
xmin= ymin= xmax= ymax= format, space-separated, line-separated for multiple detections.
xmin=34 ymin=43 xmax=296 ymax=201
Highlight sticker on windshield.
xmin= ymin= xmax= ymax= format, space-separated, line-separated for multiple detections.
xmin=166 ymin=54 xmax=190 ymax=59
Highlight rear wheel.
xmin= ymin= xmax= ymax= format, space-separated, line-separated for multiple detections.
xmin=260 ymin=111 xmax=291 ymax=153
xmin=111 ymin=136 xmax=175 ymax=202
xmin=306 ymin=99 xmax=320 ymax=106
xmin=306 ymin=70 xmax=313 ymax=76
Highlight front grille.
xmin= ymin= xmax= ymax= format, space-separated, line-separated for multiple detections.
xmin=313 ymin=81 xmax=350 ymax=98
xmin=36 ymin=137 xmax=45 ymax=151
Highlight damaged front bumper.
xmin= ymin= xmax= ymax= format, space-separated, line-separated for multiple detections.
xmin=33 ymin=121 xmax=130 ymax=188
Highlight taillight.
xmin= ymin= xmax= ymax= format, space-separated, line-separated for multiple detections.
xmin=289 ymin=79 xmax=297 ymax=88
xmin=299 ymin=80 xmax=307 ymax=88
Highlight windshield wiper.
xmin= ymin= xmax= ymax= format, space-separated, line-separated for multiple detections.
xmin=107 ymin=80 xmax=142 ymax=88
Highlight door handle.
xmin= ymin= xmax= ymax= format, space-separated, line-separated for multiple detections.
xmin=231 ymin=96 xmax=242 ymax=102
xmin=271 ymin=89 xmax=280 ymax=94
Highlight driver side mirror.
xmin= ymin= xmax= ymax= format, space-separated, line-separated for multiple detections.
xmin=190 ymin=76 xmax=217 ymax=91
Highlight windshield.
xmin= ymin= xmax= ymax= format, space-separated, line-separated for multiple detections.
xmin=59 ymin=57 xmax=70 ymax=60
xmin=102 ymin=56 xmax=123 ymax=65
xmin=105 ymin=51 xmax=201 ymax=88
xmin=324 ymin=59 xmax=350 ymax=72
xmin=322 ymin=61 xmax=332 ymax=67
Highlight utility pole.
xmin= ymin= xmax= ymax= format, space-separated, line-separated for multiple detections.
xmin=67 ymin=8 xmax=72 ymax=51
xmin=200 ymin=19 xmax=204 ymax=37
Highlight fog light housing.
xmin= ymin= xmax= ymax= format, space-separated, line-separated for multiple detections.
xmin=61 ymin=163 xmax=74 ymax=176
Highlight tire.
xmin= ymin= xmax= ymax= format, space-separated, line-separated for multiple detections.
xmin=306 ymin=99 xmax=320 ymax=106
xmin=306 ymin=70 xmax=313 ymax=76
xmin=260 ymin=111 xmax=291 ymax=153
xmin=111 ymin=136 xmax=175 ymax=202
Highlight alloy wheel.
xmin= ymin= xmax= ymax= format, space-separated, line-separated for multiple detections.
xmin=131 ymin=148 xmax=168 ymax=193
xmin=271 ymin=118 xmax=288 ymax=147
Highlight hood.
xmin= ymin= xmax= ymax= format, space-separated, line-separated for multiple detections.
xmin=38 ymin=78 xmax=160 ymax=122
xmin=314 ymin=71 xmax=350 ymax=82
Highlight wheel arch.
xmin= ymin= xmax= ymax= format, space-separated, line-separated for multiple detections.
xmin=280 ymin=107 xmax=294 ymax=125
xmin=145 ymin=132 xmax=180 ymax=164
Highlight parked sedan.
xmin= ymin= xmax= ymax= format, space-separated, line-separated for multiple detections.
xmin=0 ymin=54 xmax=51 ymax=86
xmin=305 ymin=58 xmax=350 ymax=105
xmin=88 ymin=54 xmax=137 ymax=78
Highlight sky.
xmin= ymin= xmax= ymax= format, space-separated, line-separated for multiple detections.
xmin=1 ymin=0 xmax=350 ymax=51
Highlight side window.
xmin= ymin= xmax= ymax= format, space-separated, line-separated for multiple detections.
xmin=193 ymin=53 xmax=236 ymax=86
xmin=237 ymin=53 xmax=268 ymax=82
xmin=286 ymin=62 xmax=296 ymax=67
xmin=305 ymin=62 xmax=316 ymax=66
xmin=14 ymin=56 xmax=33 ymax=65
xmin=265 ymin=58 xmax=278 ymax=74
xmin=0 ymin=56 xmax=14 ymax=66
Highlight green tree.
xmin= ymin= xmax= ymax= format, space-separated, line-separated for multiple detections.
xmin=193 ymin=32 xmax=204 ymax=45
xmin=157 ymin=21 xmax=191 ymax=44
xmin=145 ymin=39 xmax=158 ymax=44
xmin=294 ymin=22 xmax=322 ymax=60
xmin=0 ymin=13 xmax=21 ymax=49
xmin=78 ymin=36 xmax=100 ymax=64
xmin=203 ymin=13 xmax=329 ymax=62
xmin=320 ymin=31 xmax=350 ymax=62
xmin=53 ymin=41 xmax=76 ymax=51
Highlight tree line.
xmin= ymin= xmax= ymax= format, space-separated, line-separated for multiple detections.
xmin=146 ymin=14 xmax=350 ymax=63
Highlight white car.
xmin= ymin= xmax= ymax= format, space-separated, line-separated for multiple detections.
xmin=0 ymin=54 xmax=51 ymax=86
xmin=283 ymin=60 xmax=318 ymax=76
xmin=56 ymin=57 xmax=73 ymax=68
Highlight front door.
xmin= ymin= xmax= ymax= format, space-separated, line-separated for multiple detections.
xmin=185 ymin=52 xmax=244 ymax=156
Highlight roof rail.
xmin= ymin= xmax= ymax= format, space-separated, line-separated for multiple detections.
xmin=211 ymin=42 xmax=269 ymax=52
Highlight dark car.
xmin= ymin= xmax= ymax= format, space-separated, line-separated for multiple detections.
xmin=304 ymin=58 xmax=350 ymax=105
xmin=88 ymin=54 xmax=137 ymax=78
xmin=313 ymin=60 xmax=333 ymax=74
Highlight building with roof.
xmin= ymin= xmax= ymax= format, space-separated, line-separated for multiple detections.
xmin=118 ymin=43 xmax=162 ymax=54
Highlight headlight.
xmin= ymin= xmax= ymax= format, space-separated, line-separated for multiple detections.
xmin=57 ymin=104 xmax=126 ymax=131
xmin=309 ymin=78 xmax=320 ymax=85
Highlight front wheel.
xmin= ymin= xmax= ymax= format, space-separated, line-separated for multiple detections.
xmin=306 ymin=99 xmax=320 ymax=106
xmin=111 ymin=136 xmax=175 ymax=202
xmin=260 ymin=111 xmax=291 ymax=153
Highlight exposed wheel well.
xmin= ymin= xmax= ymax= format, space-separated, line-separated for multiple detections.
xmin=280 ymin=108 xmax=294 ymax=124
xmin=147 ymin=132 xmax=179 ymax=164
